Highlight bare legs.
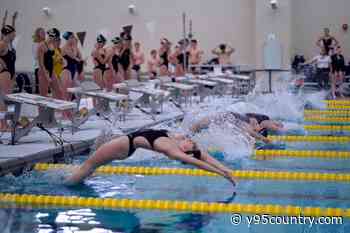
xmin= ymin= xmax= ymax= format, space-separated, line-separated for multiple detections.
xmin=65 ymin=136 xmax=130 ymax=185
xmin=0 ymin=72 xmax=13 ymax=131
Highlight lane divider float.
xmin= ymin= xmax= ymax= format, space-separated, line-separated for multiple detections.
xmin=0 ymin=193 xmax=348 ymax=217
xmin=254 ymin=150 xmax=350 ymax=159
xmin=268 ymin=135 xmax=350 ymax=143
xmin=304 ymin=125 xmax=350 ymax=131
xmin=34 ymin=163 xmax=350 ymax=183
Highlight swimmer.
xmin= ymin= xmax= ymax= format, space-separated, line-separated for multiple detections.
xmin=190 ymin=112 xmax=283 ymax=144
xmin=158 ymin=38 xmax=171 ymax=76
xmin=61 ymin=32 xmax=81 ymax=102
xmin=316 ymin=28 xmax=338 ymax=55
xmin=74 ymin=37 xmax=86 ymax=82
xmin=132 ymin=41 xmax=145 ymax=81
xmin=92 ymin=34 xmax=107 ymax=89
xmin=119 ymin=34 xmax=132 ymax=80
xmin=212 ymin=44 xmax=235 ymax=65
xmin=189 ymin=39 xmax=204 ymax=73
xmin=147 ymin=49 xmax=160 ymax=79
xmin=0 ymin=11 xmax=17 ymax=131
xmin=65 ymin=129 xmax=236 ymax=186
xmin=52 ymin=37 xmax=64 ymax=82
xmin=104 ymin=36 xmax=124 ymax=91
xmin=330 ymin=46 xmax=346 ymax=99
xmin=37 ymin=28 xmax=62 ymax=99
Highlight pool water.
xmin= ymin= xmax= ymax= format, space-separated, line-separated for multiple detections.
xmin=1 ymin=148 xmax=350 ymax=233
xmin=1 ymin=90 xmax=350 ymax=233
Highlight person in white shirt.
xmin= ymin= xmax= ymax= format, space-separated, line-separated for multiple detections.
xmin=304 ymin=47 xmax=331 ymax=89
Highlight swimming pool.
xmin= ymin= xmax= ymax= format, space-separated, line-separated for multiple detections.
xmin=1 ymin=141 xmax=350 ymax=233
xmin=1 ymin=95 xmax=350 ymax=233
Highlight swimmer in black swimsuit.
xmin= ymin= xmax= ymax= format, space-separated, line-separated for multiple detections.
xmin=120 ymin=34 xmax=132 ymax=80
xmin=331 ymin=46 xmax=346 ymax=98
xmin=61 ymin=32 xmax=82 ymax=104
xmin=37 ymin=28 xmax=62 ymax=99
xmin=0 ymin=11 xmax=18 ymax=131
xmin=159 ymin=38 xmax=171 ymax=76
xmin=92 ymin=34 xmax=107 ymax=89
xmin=103 ymin=36 xmax=124 ymax=91
xmin=316 ymin=28 xmax=338 ymax=55
xmin=65 ymin=129 xmax=236 ymax=186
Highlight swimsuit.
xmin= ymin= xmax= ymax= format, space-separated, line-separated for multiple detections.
xmin=331 ymin=54 xmax=345 ymax=73
xmin=43 ymin=44 xmax=55 ymax=78
xmin=126 ymin=129 xmax=169 ymax=157
xmin=159 ymin=50 xmax=169 ymax=68
xmin=126 ymin=129 xmax=201 ymax=159
xmin=111 ymin=54 xmax=121 ymax=73
xmin=94 ymin=54 xmax=106 ymax=74
xmin=120 ymin=48 xmax=131 ymax=71
xmin=63 ymin=55 xmax=78 ymax=79
xmin=77 ymin=60 xmax=84 ymax=75
xmin=0 ymin=47 xmax=16 ymax=79
xmin=322 ymin=38 xmax=333 ymax=55
xmin=53 ymin=48 xmax=64 ymax=77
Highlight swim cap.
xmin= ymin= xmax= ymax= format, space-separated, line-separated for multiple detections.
xmin=1 ymin=25 xmax=15 ymax=36
xmin=120 ymin=32 xmax=132 ymax=41
xmin=96 ymin=34 xmax=106 ymax=43
xmin=111 ymin=36 xmax=121 ymax=44
xmin=47 ymin=28 xmax=60 ymax=40
xmin=62 ymin=31 xmax=74 ymax=40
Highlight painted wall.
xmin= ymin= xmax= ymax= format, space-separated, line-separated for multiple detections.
xmin=292 ymin=0 xmax=350 ymax=60
xmin=1 ymin=0 xmax=255 ymax=71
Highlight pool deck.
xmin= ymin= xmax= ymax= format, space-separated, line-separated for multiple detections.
xmin=0 ymin=102 xmax=184 ymax=176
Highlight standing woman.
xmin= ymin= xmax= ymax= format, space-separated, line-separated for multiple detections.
xmin=304 ymin=47 xmax=331 ymax=89
xmin=61 ymin=31 xmax=79 ymax=102
xmin=103 ymin=36 xmax=123 ymax=91
xmin=132 ymin=41 xmax=145 ymax=81
xmin=32 ymin=27 xmax=46 ymax=94
xmin=316 ymin=28 xmax=338 ymax=56
xmin=119 ymin=34 xmax=132 ymax=80
xmin=158 ymin=38 xmax=171 ymax=76
xmin=0 ymin=11 xmax=18 ymax=131
xmin=37 ymin=28 xmax=62 ymax=99
xmin=331 ymin=46 xmax=346 ymax=99
xmin=74 ymin=37 xmax=85 ymax=83
xmin=91 ymin=34 xmax=107 ymax=89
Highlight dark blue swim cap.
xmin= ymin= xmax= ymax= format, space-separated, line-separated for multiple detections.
xmin=62 ymin=31 xmax=74 ymax=40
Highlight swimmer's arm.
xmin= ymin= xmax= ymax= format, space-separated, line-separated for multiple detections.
xmin=2 ymin=10 xmax=8 ymax=28
xmin=11 ymin=11 xmax=18 ymax=29
xmin=165 ymin=148 xmax=235 ymax=185
xmin=316 ymin=37 xmax=323 ymax=48
xmin=201 ymin=151 xmax=233 ymax=176
xmin=226 ymin=46 xmax=235 ymax=55
xmin=0 ymin=42 xmax=7 ymax=56
xmin=243 ymin=123 xmax=271 ymax=143
xmin=260 ymin=120 xmax=284 ymax=131
xmin=332 ymin=36 xmax=339 ymax=46
xmin=212 ymin=48 xmax=220 ymax=56
xmin=37 ymin=43 xmax=46 ymax=72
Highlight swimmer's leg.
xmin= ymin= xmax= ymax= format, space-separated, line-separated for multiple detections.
xmin=65 ymin=136 xmax=130 ymax=185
